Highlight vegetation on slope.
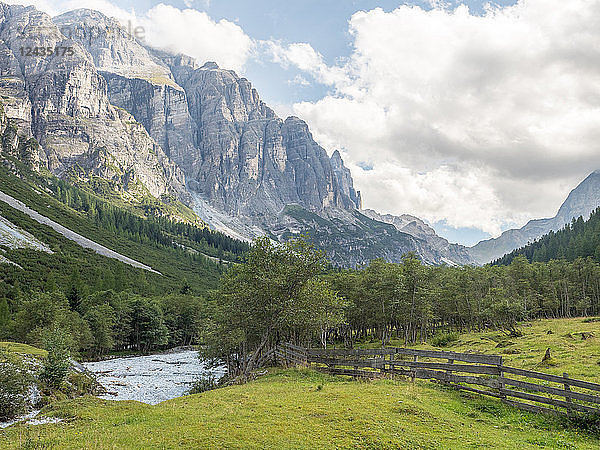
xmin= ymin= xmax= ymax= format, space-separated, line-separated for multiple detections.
xmin=1 ymin=368 xmax=598 ymax=449
xmin=495 ymin=208 xmax=600 ymax=265
xmin=0 ymin=166 xmax=248 ymax=357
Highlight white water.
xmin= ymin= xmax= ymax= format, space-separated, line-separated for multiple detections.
xmin=83 ymin=350 xmax=226 ymax=405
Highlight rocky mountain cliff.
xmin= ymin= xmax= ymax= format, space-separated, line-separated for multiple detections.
xmin=0 ymin=4 xmax=187 ymax=203
xmin=0 ymin=4 xmax=476 ymax=267
xmin=470 ymin=171 xmax=600 ymax=264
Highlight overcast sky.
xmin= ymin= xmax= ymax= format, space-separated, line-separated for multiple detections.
xmin=12 ymin=0 xmax=600 ymax=245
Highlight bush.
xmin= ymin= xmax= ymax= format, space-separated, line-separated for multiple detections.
xmin=65 ymin=372 xmax=100 ymax=397
xmin=189 ymin=374 xmax=219 ymax=394
xmin=430 ymin=331 xmax=460 ymax=347
xmin=39 ymin=329 xmax=71 ymax=389
xmin=0 ymin=349 xmax=32 ymax=420
xmin=563 ymin=413 xmax=600 ymax=436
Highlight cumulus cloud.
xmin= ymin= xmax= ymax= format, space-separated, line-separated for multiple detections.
xmin=284 ymin=1 xmax=600 ymax=235
xmin=11 ymin=0 xmax=253 ymax=72
xmin=266 ymin=41 xmax=347 ymax=86
xmin=141 ymin=4 xmax=252 ymax=72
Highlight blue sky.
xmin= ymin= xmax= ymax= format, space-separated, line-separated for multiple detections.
xmin=111 ymin=0 xmax=517 ymax=108
xmin=29 ymin=0 xmax=600 ymax=246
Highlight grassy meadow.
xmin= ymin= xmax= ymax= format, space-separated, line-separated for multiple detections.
xmin=2 ymin=368 xmax=599 ymax=449
xmin=389 ymin=317 xmax=600 ymax=382
xmin=1 ymin=318 xmax=599 ymax=449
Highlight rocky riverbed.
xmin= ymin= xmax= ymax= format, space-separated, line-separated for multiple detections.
xmin=83 ymin=350 xmax=226 ymax=405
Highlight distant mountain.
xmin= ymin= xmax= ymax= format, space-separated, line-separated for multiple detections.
xmin=470 ymin=171 xmax=600 ymax=264
xmin=0 ymin=4 xmax=478 ymax=267
xmin=494 ymin=205 xmax=600 ymax=265
xmin=362 ymin=209 xmax=475 ymax=266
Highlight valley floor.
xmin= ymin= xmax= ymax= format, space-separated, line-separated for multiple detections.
xmin=2 ymin=318 xmax=599 ymax=449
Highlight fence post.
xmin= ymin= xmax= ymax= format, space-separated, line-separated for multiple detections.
xmin=499 ymin=356 xmax=506 ymax=400
xmin=564 ymin=372 xmax=572 ymax=415
xmin=411 ymin=354 xmax=417 ymax=382
xmin=446 ymin=358 xmax=454 ymax=386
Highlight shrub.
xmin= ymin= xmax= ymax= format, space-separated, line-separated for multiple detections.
xmin=430 ymin=331 xmax=459 ymax=347
xmin=67 ymin=372 xmax=100 ymax=397
xmin=39 ymin=329 xmax=71 ymax=389
xmin=0 ymin=349 xmax=32 ymax=420
xmin=563 ymin=413 xmax=600 ymax=436
xmin=189 ymin=374 xmax=219 ymax=394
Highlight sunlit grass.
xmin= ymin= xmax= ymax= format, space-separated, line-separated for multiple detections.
xmin=356 ymin=318 xmax=600 ymax=381
xmin=1 ymin=367 xmax=599 ymax=449
xmin=0 ymin=341 xmax=47 ymax=357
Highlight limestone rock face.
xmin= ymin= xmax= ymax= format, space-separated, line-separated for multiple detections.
xmin=53 ymin=10 xmax=197 ymax=164
xmin=0 ymin=3 xmax=187 ymax=201
xmin=330 ymin=150 xmax=361 ymax=209
xmin=157 ymin=58 xmax=355 ymax=216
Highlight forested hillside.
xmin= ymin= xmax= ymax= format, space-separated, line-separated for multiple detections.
xmin=0 ymin=164 xmax=249 ymax=356
xmin=494 ymin=208 xmax=600 ymax=265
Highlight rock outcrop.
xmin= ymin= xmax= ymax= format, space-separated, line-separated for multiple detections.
xmin=0 ymin=4 xmax=187 ymax=201
xmin=330 ymin=150 xmax=361 ymax=210
xmin=362 ymin=209 xmax=475 ymax=266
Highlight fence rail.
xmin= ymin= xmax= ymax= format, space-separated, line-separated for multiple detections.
xmin=269 ymin=343 xmax=600 ymax=416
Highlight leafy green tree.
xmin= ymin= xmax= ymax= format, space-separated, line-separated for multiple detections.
xmin=205 ymin=236 xmax=343 ymax=378
xmin=160 ymin=295 xmax=207 ymax=347
xmin=294 ymin=278 xmax=347 ymax=348
xmin=128 ymin=296 xmax=168 ymax=353
xmin=84 ymin=304 xmax=115 ymax=357
xmin=0 ymin=297 xmax=9 ymax=330
xmin=39 ymin=328 xmax=71 ymax=389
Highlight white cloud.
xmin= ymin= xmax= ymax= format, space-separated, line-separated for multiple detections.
xmin=285 ymin=1 xmax=600 ymax=235
xmin=266 ymin=41 xmax=347 ymax=87
xmin=288 ymin=74 xmax=311 ymax=87
xmin=142 ymin=4 xmax=252 ymax=72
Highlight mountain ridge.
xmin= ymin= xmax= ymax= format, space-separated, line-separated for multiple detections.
xmin=470 ymin=171 xmax=600 ymax=264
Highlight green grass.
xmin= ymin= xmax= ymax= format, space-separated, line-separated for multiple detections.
xmin=355 ymin=318 xmax=600 ymax=382
xmin=1 ymin=368 xmax=598 ymax=449
xmin=404 ymin=318 xmax=600 ymax=382
xmin=0 ymin=341 xmax=47 ymax=357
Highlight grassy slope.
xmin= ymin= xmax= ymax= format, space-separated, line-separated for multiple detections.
xmin=2 ymin=368 xmax=598 ymax=449
xmin=363 ymin=318 xmax=600 ymax=382
xmin=0 ymin=341 xmax=47 ymax=357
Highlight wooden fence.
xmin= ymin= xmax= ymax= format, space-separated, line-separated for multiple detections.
xmin=270 ymin=343 xmax=600 ymax=416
